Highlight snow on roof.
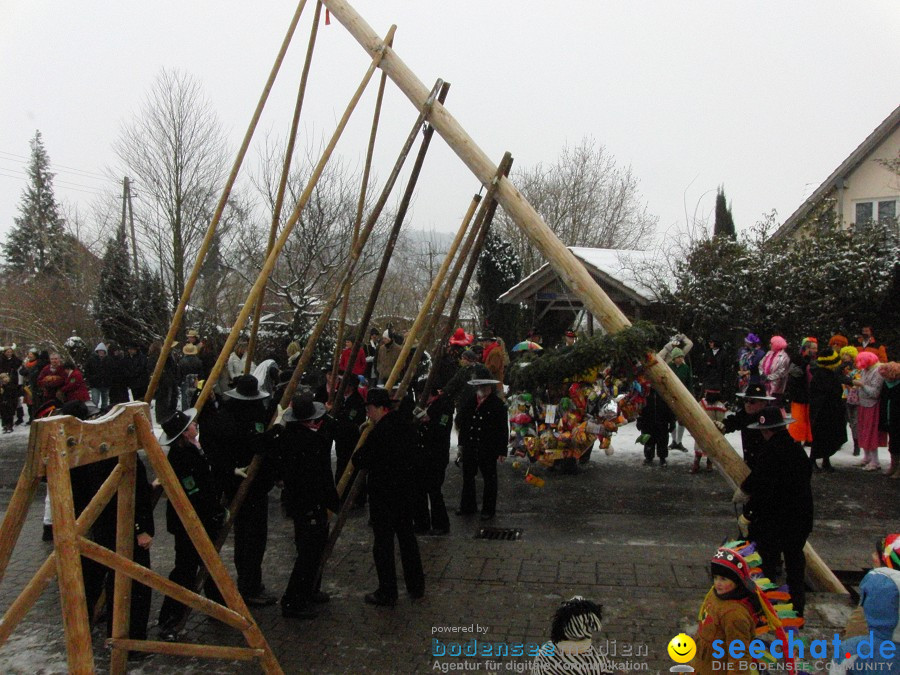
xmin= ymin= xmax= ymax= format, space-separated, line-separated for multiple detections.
xmin=499 ymin=247 xmax=670 ymax=305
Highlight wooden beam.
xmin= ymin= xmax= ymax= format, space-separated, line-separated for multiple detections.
xmin=0 ymin=463 xmax=123 ymax=647
xmin=109 ymin=450 xmax=137 ymax=673
xmin=78 ymin=538 xmax=251 ymax=631
xmin=319 ymin=0 xmax=847 ymax=595
xmin=45 ymin=431 xmax=94 ymax=674
xmin=107 ymin=638 xmax=263 ymax=662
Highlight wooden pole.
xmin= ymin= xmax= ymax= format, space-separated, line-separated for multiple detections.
xmin=174 ymin=76 xmax=439 ymax=628
xmin=108 ymin=451 xmax=136 ymax=673
xmin=394 ymin=192 xmax=481 ymax=400
xmin=192 ymin=26 xmax=394 ymax=417
xmin=107 ymin=638 xmax=263 ymax=662
xmin=126 ymin=177 xmax=139 ymax=275
xmin=318 ymin=0 xmax=847 ymax=595
xmin=145 ymin=0 xmax=309 ymax=403
xmin=418 ymin=155 xmax=511 ymax=405
xmin=334 ymin=187 xmax=481 ymax=499
xmin=331 ymin=80 xmax=449 ymax=418
xmin=245 ymin=0 xmax=324 ymax=374
xmin=44 ymin=430 xmax=94 ymax=674
xmin=316 ymin=155 xmax=509 ymax=587
xmin=0 ymin=431 xmax=42 ymax=585
xmin=327 ymin=61 xmax=390 ymax=403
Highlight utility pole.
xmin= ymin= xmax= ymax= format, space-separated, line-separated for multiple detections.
xmin=124 ymin=177 xmax=139 ymax=273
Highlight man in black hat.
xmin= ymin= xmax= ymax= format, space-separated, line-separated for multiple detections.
xmin=741 ymin=406 xmax=813 ymax=616
xmin=719 ymin=382 xmax=774 ymax=470
xmin=156 ymin=408 xmax=227 ymax=639
xmin=216 ymin=374 xmax=276 ymax=606
xmin=354 ymin=388 xmax=424 ymax=606
xmin=443 ymin=350 xmax=490 ymax=409
xmin=264 ymin=391 xmax=339 ymax=619
xmin=413 ymin=385 xmax=454 ymax=535
xmin=455 ymin=379 xmax=508 ymax=519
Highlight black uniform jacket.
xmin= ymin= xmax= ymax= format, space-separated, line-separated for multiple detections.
xmin=456 ymin=391 xmax=508 ymax=458
xmin=741 ymin=429 xmax=813 ymax=545
xmin=266 ymin=420 xmax=340 ymax=518
xmin=354 ymin=411 xmax=418 ymax=509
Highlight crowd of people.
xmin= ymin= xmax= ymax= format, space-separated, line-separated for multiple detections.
xmin=6 ymin=320 xmax=895 ymax=668
xmin=648 ymin=326 xmax=897 ymax=477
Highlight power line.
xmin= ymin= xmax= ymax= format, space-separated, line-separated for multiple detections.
xmin=0 ymin=164 xmax=110 ymax=193
xmin=0 ymin=149 xmax=109 ymax=180
xmin=0 ymin=169 xmax=107 ymax=196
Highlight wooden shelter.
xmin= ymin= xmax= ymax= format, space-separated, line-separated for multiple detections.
xmin=498 ymin=247 xmax=669 ymax=327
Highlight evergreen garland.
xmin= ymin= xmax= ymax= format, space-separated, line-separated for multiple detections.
xmin=509 ymin=321 xmax=665 ymax=391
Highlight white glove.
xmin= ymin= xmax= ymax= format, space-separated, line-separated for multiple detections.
xmin=732 ymin=488 xmax=749 ymax=504
xmin=714 ymin=420 xmax=725 ymax=432
xmin=234 ymin=466 xmax=249 ymax=479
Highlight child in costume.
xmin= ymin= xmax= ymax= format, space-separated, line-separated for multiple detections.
xmin=693 ymin=546 xmax=796 ymax=675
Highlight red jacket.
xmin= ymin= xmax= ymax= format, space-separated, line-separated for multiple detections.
xmin=59 ymin=369 xmax=90 ymax=402
xmin=338 ymin=347 xmax=367 ymax=377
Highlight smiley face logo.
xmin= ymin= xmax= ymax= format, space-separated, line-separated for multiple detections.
xmin=667 ymin=633 xmax=696 ymax=663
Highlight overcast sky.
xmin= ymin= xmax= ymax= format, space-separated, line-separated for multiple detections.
xmin=2 ymin=1 xmax=898 ymax=250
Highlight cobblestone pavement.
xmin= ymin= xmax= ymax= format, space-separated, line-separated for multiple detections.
xmin=0 ymin=422 xmax=893 ymax=674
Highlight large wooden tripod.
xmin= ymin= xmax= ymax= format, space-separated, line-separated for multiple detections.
xmin=0 ymin=403 xmax=282 ymax=674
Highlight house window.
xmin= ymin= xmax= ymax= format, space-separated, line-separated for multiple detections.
xmin=854 ymin=198 xmax=898 ymax=227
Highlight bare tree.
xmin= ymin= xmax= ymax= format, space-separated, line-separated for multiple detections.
xmin=114 ymin=68 xmax=231 ymax=309
xmin=499 ymin=136 xmax=657 ymax=275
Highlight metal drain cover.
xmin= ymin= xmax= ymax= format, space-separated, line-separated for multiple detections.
xmin=475 ymin=527 xmax=522 ymax=541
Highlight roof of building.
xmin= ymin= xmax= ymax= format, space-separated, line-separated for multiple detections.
xmin=498 ymin=247 xmax=668 ymax=306
xmin=771 ymin=103 xmax=900 ymax=241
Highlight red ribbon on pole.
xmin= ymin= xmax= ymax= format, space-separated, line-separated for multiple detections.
xmin=325 ymin=8 xmax=331 ymax=25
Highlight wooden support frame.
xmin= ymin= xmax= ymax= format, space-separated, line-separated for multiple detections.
xmin=0 ymin=403 xmax=283 ymax=673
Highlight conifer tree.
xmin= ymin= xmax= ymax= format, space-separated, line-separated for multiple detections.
xmin=476 ymin=232 xmax=523 ymax=348
xmin=713 ymin=185 xmax=736 ymax=238
xmin=133 ymin=266 xmax=171 ymax=342
xmin=94 ymin=222 xmax=138 ymax=346
xmin=4 ymin=131 xmax=71 ymax=277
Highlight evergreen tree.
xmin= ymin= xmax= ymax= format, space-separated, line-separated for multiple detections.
xmin=133 ymin=266 xmax=171 ymax=343
xmin=4 ymin=131 xmax=71 ymax=277
xmin=713 ymin=185 xmax=736 ymax=239
xmin=476 ymin=232 xmax=523 ymax=348
xmin=94 ymin=223 xmax=138 ymax=346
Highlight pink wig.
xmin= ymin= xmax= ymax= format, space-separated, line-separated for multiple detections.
xmin=855 ymin=351 xmax=880 ymax=370
xmin=769 ymin=336 xmax=787 ymax=351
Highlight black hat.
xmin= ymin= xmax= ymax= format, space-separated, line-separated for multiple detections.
xmin=284 ymin=391 xmax=326 ymax=423
xmin=747 ymin=406 xmax=794 ymax=429
xmin=159 ymin=408 xmax=198 ymax=445
xmin=365 ymin=388 xmax=393 ymax=409
xmin=224 ymin=375 xmax=269 ymax=400
xmin=461 ymin=349 xmax=478 ymax=362
xmin=736 ymin=383 xmax=775 ymax=401
xmin=468 ymin=379 xmax=499 ymax=386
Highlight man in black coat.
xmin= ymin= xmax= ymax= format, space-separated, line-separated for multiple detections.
xmin=215 ymin=375 xmax=276 ymax=606
xmin=809 ymin=348 xmax=848 ymax=472
xmin=156 ymin=408 xmax=227 ymax=639
xmin=413 ymin=389 xmax=453 ymax=534
xmin=264 ymin=391 xmax=340 ymax=619
xmin=354 ymin=388 xmax=424 ymax=606
xmin=719 ymin=382 xmax=773 ymax=470
xmin=741 ymin=406 xmax=813 ymax=616
xmin=455 ymin=379 xmax=508 ymax=519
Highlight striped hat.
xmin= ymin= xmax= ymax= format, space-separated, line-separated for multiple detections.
xmin=817 ymin=348 xmax=841 ymax=370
